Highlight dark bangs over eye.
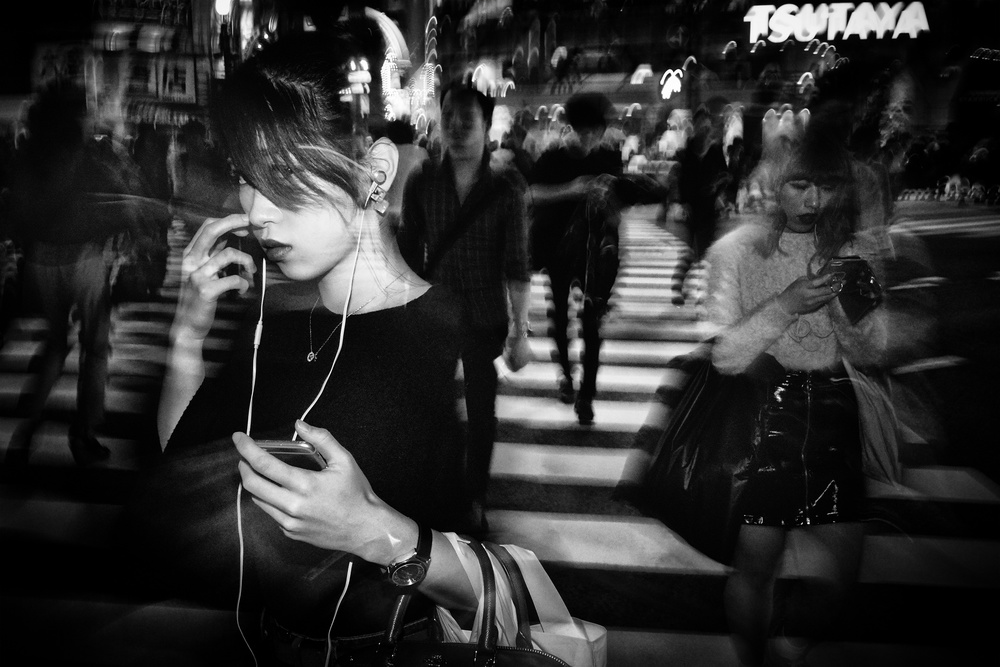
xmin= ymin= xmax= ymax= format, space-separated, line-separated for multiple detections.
xmin=783 ymin=149 xmax=852 ymax=188
xmin=215 ymin=54 xmax=364 ymax=210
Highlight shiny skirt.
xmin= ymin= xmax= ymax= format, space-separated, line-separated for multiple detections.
xmin=740 ymin=368 xmax=863 ymax=528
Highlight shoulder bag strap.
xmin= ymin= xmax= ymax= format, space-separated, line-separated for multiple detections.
xmin=423 ymin=212 xmax=478 ymax=278
xmin=422 ymin=161 xmax=503 ymax=278
xmin=484 ymin=541 xmax=534 ymax=648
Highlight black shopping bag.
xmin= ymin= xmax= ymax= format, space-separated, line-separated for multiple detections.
xmin=621 ymin=350 xmax=776 ymax=565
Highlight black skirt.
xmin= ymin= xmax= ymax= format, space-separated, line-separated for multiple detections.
xmin=740 ymin=368 xmax=864 ymax=528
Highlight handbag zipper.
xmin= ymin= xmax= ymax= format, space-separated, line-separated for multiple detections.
xmin=500 ymin=645 xmax=572 ymax=666
xmin=801 ymin=373 xmax=812 ymax=526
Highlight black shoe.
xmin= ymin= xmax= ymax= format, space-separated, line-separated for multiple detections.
xmin=69 ymin=433 xmax=111 ymax=466
xmin=558 ymin=376 xmax=576 ymax=404
xmin=575 ymin=398 xmax=595 ymax=426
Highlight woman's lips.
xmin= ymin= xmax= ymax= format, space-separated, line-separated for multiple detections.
xmin=258 ymin=240 xmax=291 ymax=262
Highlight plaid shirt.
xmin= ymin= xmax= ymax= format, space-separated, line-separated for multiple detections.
xmin=400 ymin=151 xmax=530 ymax=329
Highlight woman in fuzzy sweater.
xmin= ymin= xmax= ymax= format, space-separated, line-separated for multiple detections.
xmin=706 ymin=133 xmax=890 ymax=667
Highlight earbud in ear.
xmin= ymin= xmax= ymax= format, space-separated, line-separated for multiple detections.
xmin=365 ymin=170 xmax=389 ymax=214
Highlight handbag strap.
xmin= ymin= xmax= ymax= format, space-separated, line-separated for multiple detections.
xmin=423 ymin=213 xmax=477 ymax=278
xmin=484 ymin=542 xmax=534 ymax=649
xmin=380 ymin=538 xmax=499 ymax=664
xmin=467 ymin=538 xmax=498 ymax=658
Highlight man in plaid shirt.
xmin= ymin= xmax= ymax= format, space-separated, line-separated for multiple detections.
xmin=399 ymin=78 xmax=532 ymax=523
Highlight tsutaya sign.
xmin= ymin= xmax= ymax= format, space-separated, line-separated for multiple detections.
xmin=745 ymin=3 xmax=930 ymax=43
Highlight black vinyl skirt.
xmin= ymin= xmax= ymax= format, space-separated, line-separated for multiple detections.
xmin=740 ymin=368 xmax=864 ymax=528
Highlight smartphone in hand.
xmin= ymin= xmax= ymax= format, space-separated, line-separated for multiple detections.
xmin=256 ymin=440 xmax=327 ymax=471
xmin=819 ymin=255 xmax=884 ymax=324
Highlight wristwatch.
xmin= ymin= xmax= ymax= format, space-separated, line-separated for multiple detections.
xmin=385 ymin=524 xmax=432 ymax=587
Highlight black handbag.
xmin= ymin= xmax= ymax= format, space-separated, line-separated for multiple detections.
xmin=621 ymin=347 xmax=778 ymax=565
xmin=340 ymin=539 xmax=569 ymax=666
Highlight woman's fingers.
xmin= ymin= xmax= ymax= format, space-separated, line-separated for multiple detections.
xmin=293 ymin=420 xmax=353 ymax=469
xmin=185 ymin=214 xmax=250 ymax=261
xmin=182 ymin=231 xmax=256 ymax=302
xmin=183 ymin=217 xmax=250 ymax=273
xmin=234 ymin=435 xmax=313 ymax=503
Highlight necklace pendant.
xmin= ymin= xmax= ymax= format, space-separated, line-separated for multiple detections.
xmin=306 ymin=352 xmax=317 ymax=362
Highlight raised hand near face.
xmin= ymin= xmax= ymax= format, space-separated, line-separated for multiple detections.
xmin=176 ymin=214 xmax=257 ymax=341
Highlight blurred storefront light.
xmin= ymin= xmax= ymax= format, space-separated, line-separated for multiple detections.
xmin=93 ymin=23 xmax=134 ymax=52
xmin=137 ymin=24 xmax=174 ymax=53
xmin=660 ymin=69 xmax=684 ymax=100
xmin=630 ymin=64 xmax=653 ymax=85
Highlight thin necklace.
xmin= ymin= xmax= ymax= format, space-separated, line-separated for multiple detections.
xmin=306 ymin=293 xmax=379 ymax=363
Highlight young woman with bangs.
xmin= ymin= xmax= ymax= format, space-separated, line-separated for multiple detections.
xmin=132 ymin=31 xmax=498 ymax=666
xmin=706 ymin=130 xmax=891 ymax=667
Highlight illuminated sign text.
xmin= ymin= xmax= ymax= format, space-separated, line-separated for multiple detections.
xmin=745 ymin=2 xmax=930 ymax=43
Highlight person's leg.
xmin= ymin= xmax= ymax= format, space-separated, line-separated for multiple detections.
xmin=7 ymin=256 xmax=74 ymax=462
xmin=576 ymin=221 xmax=618 ymax=423
xmin=71 ymin=244 xmax=112 ymax=457
xmin=575 ymin=298 xmax=603 ymax=425
xmin=776 ymin=521 xmax=865 ymax=658
xmin=461 ymin=323 xmax=507 ymax=505
xmin=547 ymin=267 xmax=575 ymax=403
xmin=725 ymin=524 xmax=788 ymax=667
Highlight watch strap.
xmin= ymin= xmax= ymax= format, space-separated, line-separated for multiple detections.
xmin=416 ymin=523 xmax=431 ymax=559
xmin=386 ymin=524 xmax=432 ymax=587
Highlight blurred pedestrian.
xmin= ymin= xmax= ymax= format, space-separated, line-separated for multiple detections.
xmin=398 ymin=76 xmax=532 ymax=522
xmin=674 ymin=101 xmax=730 ymax=306
xmin=4 ymin=81 xmax=134 ymax=467
xmin=528 ymin=92 xmax=622 ymax=424
xmin=707 ymin=129 xmax=893 ymax=667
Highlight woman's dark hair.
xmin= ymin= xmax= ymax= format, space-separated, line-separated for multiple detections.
xmin=385 ymin=119 xmax=415 ymax=145
xmin=764 ymin=125 xmax=859 ymax=263
xmin=440 ymin=77 xmax=494 ymax=129
xmin=564 ymin=92 xmax=611 ymax=131
xmin=214 ymin=31 xmax=369 ymax=210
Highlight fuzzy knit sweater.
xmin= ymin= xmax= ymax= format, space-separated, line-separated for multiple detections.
xmin=706 ymin=221 xmax=889 ymax=374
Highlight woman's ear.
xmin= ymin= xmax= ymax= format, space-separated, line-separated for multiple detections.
xmin=367 ymin=137 xmax=400 ymax=194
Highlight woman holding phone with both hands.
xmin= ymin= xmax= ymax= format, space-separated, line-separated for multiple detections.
xmin=705 ymin=127 xmax=891 ymax=667
xmin=134 ymin=31 xmax=511 ymax=666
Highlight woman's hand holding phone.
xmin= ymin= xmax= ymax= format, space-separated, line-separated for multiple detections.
xmin=777 ymin=273 xmax=840 ymax=316
xmin=234 ymin=420 xmax=411 ymax=565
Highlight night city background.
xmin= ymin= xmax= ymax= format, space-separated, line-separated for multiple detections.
xmin=1 ymin=1 xmax=999 ymax=666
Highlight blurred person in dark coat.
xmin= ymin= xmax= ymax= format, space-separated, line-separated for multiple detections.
xmin=4 ymin=81 xmax=134 ymax=467
xmin=528 ymin=92 xmax=622 ymax=425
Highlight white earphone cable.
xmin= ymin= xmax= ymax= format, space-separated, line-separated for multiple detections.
xmin=295 ymin=208 xmax=366 ymax=434
xmin=237 ymin=206 xmax=369 ymax=663
xmin=237 ymin=255 xmax=268 ymax=666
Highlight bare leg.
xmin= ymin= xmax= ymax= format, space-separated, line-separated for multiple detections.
xmin=725 ymin=524 xmax=787 ymax=666
xmin=778 ymin=522 xmax=865 ymax=647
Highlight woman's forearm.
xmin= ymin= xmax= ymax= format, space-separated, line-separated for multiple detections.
xmin=157 ymin=327 xmax=206 ymax=448
xmin=712 ymin=298 xmax=794 ymax=374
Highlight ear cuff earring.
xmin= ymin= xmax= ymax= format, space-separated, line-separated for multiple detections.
xmin=365 ymin=170 xmax=388 ymax=214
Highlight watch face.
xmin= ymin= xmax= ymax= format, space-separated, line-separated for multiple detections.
xmin=391 ymin=562 xmax=427 ymax=587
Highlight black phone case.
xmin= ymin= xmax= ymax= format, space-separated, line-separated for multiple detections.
xmin=820 ymin=256 xmax=883 ymax=325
